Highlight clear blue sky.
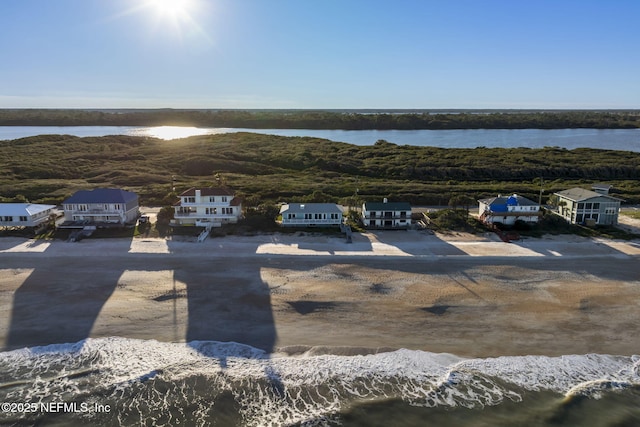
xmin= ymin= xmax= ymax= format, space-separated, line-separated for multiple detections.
xmin=1 ymin=0 xmax=638 ymax=109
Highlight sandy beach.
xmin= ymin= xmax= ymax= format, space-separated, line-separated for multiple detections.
xmin=1 ymin=230 xmax=639 ymax=357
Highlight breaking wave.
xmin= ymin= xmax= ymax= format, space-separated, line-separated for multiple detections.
xmin=0 ymin=338 xmax=638 ymax=426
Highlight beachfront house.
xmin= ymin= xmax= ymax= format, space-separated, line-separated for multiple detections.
xmin=0 ymin=203 xmax=57 ymax=229
xmin=62 ymin=188 xmax=139 ymax=226
xmin=172 ymin=187 xmax=242 ymax=228
xmin=554 ymin=187 xmax=622 ymax=226
xmin=362 ymin=199 xmax=412 ymax=229
xmin=478 ymin=194 xmax=541 ymax=226
xmin=279 ymin=203 xmax=343 ymax=227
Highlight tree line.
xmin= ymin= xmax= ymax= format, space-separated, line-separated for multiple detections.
xmin=1 ymin=109 xmax=639 ymax=129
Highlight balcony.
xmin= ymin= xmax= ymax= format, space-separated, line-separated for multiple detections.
xmin=364 ymin=214 xmax=408 ymax=219
xmin=281 ymin=218 xmax=342 ymax=225
xmin=174 ymin=211 xmax=237 ymax=219
xmin=70 ymin=209 xmax=123 ymax=216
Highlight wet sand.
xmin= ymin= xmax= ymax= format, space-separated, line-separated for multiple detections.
xmin=0 ymin=231 xmax=639 ymax=357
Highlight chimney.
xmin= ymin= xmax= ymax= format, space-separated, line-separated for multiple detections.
xmin=195 ymin=189 xmax=201 ymax=198
xmin=383 ymin=198 xmax=388 ymax=203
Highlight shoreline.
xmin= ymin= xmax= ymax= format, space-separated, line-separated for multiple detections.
xmin=1 ymin=232 xmax=639 ymax=358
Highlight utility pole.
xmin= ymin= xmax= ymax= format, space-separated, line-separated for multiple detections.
xmin=538 ymin=177 xmax=544 ymax=206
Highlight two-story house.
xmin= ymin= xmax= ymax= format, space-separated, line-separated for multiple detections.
xmin=554 ymin=187 xmax=622 ymax=226
xmin=478 ymin=194 xmax=541 ymax=226
xmin=362 ymin=199 xmax=411 ymax=229
xmin=173 ymin=187 xmax=242 ymax=228
xmin=62 ymin=188 xmax=139 ymax=226
xmin=0 ymin=203 xmax=57 ymax=228
xmin=279 ymin=203 xmax=343 ymax=227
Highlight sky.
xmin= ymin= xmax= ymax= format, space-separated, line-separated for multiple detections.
xmin=1 ymin=0 xmax=639 ymax=109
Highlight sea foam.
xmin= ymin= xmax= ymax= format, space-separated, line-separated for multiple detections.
xmin=0 ymin=338 xmax=638 ymax=426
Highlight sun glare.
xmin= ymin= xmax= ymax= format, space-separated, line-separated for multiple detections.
xmin=150 ymin=0 xmax=191 ymax=18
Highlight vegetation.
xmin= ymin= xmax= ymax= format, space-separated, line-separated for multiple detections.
xmin=424 ymin=209 xmax=487 ymax=233
xmin=1 ymin=109 xmax=639 ymax=129
xmin=620 ymin=209 xmax=640 ymax=220
xmin=1 ymin=133 xmax=639 ymax=209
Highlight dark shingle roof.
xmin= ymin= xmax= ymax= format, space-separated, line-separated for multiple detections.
xmin=180 ymin=187 xmax=235 ymax=197
xmin=364 ymin=201 xmax=411 ymax=211
xmin=63 ymin=188 xmax=138 ymax=204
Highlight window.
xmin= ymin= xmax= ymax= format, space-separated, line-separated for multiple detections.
xmin=19 ymin=216 xmax=28 ymax=222
xmin=3 ymin=216 xmax=13 ymax=222
xmin=577 ymin=203 xmax=584 ymax=210
xmin=209 ymin=197 xmax=216 ymax=203
xmin=605 ymin=208 xmax=616 ymax=214
xmin=184 ymin=197 xmax=195 ymax=203
xmin=221 ymin=196 xmax=228 ymax=203
xmin=593 ymin=203 xmax=600 ymax=209
xmin=288 ymin=214 xmax=294 ymax=219
xmin=585 ymin=203 xmax=592 ymax=210
xmin=576 ymin=214 xmax=583 ymax=223
xmin=304 ymin=213 xmax=312 ymax=219
xmin=592 ymin=214 xmax=599 ymax=222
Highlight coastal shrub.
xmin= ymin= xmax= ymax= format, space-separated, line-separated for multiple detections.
xmin=1 ymin=133 xmax=639 ymax=207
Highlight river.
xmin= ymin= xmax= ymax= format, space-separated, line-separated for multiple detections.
xmin=1 ymin=126 xmax=640 ymax=151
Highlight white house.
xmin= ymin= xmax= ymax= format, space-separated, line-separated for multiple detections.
xmin=279 ymin=203 xmax=343 ymax=227
xmin=0 ymin=203 xmax=57 ymax=228
xmin=478 ymin=194 xmax=541 ymax=226
xmin=173 ymin=187 xmax=242 ymax=228
xmin=362 ymin=199 xmax=411 ymax=229
xmin=62 ymin=188 xmax=139 ymax=226
xmin=554 ymin=187 xmax=622 ymax=226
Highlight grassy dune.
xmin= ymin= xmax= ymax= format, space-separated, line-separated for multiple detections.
xmin=1 ymin=132 xmax=639 ymax=206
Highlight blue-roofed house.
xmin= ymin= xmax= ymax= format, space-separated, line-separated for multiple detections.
xmin=62 ymin=188 xmax=139 ymax=226
xmin=478 ymin=194 xmax=541 ymax=226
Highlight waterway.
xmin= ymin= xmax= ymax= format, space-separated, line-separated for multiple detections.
xmin=1 ymin=125 xmax=639 ymax=151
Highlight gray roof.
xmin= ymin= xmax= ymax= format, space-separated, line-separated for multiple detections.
xmin=364 ymin=201 xmax=411 ymax=211
xmin=0 ymin=203 xmax=56 ymax=216
xmin=591 ymin=183 xmax=612 ymax=190
xmin=279 ymin=203 xmax=342 ymax=215
xmin=63 ymin=188 xmax=138 ymax=204
xmin=554 ymin=187 xmax=621 ymax=202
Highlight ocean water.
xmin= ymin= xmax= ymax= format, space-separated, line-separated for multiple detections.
xmin=0 ymin=338 xmax=638 ymax=426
